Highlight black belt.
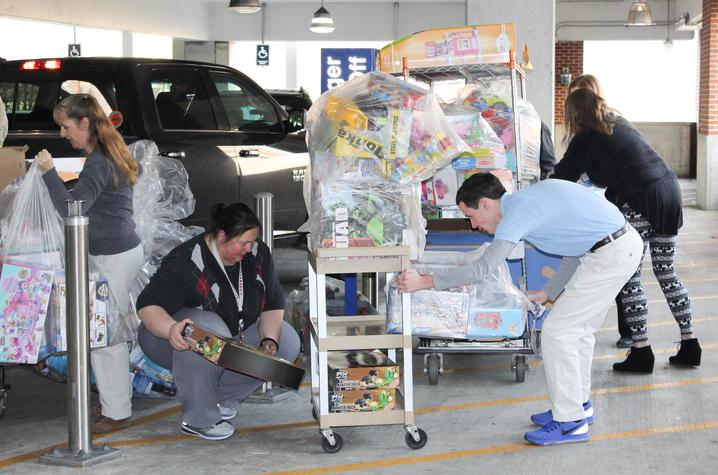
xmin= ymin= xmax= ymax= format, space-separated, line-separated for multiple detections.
xmin=590 ymin=223 xmax=630 ymax=252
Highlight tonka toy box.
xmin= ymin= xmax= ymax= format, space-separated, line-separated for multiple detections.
xmin=329 ymin=388 xmax=396 ymax=413
xmin=466 ymin=307 xmax=525 ymax=339
xmin=327 ymin=350 xmax=400 ymax=390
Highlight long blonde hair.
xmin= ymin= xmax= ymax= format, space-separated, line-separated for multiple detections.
xmin=54 ymin=94 xmax=138 ymax=187
xmin=563 ymin=89 xmax=614 ymax=141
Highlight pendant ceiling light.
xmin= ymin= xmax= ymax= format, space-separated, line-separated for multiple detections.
xmin=627 ymin=0 xmax=653 ymax=25
xmin=229 ymin=0 xmax=262 ymax=14
xmin=310 ymin=1 xmax=335 ymax=34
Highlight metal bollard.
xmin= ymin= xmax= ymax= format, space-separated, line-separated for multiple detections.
xmin=65 ymin=200 xmax=92 ymax=455
xmin=40 ymin=200 xmax=121 ymax=467
xmin=254 ymin=192 xmax=274 ymax=254
xmin=246 ymin=192 xmax=290 ymax=403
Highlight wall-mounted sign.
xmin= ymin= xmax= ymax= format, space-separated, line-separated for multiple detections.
xmin=320 ymin=48 xmax=377 ymax=93
xmin=256 ymin=44 xmax=269 ymax=66
xmin=68 ymin=44 xmax=81 ymax=57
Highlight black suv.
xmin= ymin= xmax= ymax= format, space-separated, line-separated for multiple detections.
xmin=0 ymin=57 xmax=309 ymax=234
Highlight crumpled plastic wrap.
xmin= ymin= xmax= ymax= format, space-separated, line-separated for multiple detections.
xmin=386 ymin=248 xmax=529 ymax=340
xmin=127 ymin=140 xmax=204 ymax=331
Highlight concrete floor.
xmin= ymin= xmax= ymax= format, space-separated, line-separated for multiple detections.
xmin=1 ymin=180 xmax=717 ymax=474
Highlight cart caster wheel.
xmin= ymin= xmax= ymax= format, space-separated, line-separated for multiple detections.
xmin=321 ymin=432 xmax=343 ymax=453
xmin=405 ymin=428 xmax=428 ymax=450
xmin=427 ymin=354 xmax=440 ymax=386
xmin=514 ymin=356 xmax=527 ymax=383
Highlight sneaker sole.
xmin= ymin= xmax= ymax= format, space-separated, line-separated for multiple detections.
xmin=524 ymin=434 xmax=590 ymax=446
xmin=181 ymin=426 xmax=234 ymax=441
xmin=220 ymin=410 xmax=238 ymax=421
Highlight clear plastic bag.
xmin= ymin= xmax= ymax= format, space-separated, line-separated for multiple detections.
xmin=441 ymin=103 xmax=507 ymax=170
xmin=515 ymin=99 xmax=542 ymax=183
xmin=305 ymin=70 xmax=469 ymax=185
xmin=0 ymin=162 xmax=64 ymax=270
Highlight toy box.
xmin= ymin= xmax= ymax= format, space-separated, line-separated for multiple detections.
xmin=466 ymin=307 xmax=525 ymax=339
xmin=430 ymin=166 xmax=459 ymax=206
xmin=182 ymin=323 xmax=306 ymax=390
xmin=327 ymin=350 xmax=400 ymax=390
xmin=48 ymin=274 xmax=109 ymax=353
xmin=329 ymin=388 xmax=396 ymax=413
xmin=386 ymin=281 xmax=473 ymax=339
xmin=379 ymin=24 xmax=516 ymax=73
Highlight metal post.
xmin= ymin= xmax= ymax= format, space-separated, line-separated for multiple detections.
xmin=247 ymin=192 xmax=290 ymax=403
xmin=361 ymin=273 xmax=379 ymax=309
xmin=254 ymin=192 xmax=274 ymax=254
xmin=40 ymin=200 xmax=120 ymax=467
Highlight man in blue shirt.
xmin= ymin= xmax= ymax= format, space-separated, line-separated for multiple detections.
xmin=397 ymin=173 xmax=643 ymax=446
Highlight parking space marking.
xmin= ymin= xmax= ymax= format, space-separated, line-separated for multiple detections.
xmin=262 ymin=421 xmax=718 ymax=475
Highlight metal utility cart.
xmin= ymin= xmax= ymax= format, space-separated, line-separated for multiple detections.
xmin=397 ymin=52 xmax=542 ymax=385
xmin=307 ymin=246 xmax=427 ymax=453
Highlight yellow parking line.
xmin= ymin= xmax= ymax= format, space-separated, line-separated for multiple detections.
xmin=262 ymin=421 xmax=718 ymax=475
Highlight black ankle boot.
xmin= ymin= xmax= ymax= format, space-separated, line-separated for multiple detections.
xmin=669 ymin=338 xmax=702 ymax=366
xmin=613 ymin=345 xmax=654 ymax=373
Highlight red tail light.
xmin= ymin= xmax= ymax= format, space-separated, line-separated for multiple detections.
xmin=20 ymin=59 xmax=62 ymax=70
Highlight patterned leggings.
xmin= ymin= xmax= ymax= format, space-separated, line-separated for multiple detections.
xmin=616 ymin=204 xmax=693 ymax=343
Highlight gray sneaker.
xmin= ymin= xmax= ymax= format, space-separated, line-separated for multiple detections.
xmin=218 ymin=402 xmax=239 ymax=420
xmin=181 ymin=420 xmax=235 ymax=441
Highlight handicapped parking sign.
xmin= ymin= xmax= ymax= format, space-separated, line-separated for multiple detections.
xmin=68 ymin=44 xmax=81 ymax=57
xmin=256 ymin=44 xmax=269 ymax=66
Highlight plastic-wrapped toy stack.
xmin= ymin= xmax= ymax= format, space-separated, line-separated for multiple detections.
xmin=303 ymin=71 xmax=470 ymax=256
xmin=456 ymin=83 xmax=541 ymax=184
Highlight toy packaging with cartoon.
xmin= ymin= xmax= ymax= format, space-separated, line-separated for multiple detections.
xmin=304 ymin=70 xmax=470 ymax=254
xmin=0 ymin=264 xmax=54 ymax=363
xmin=329 ymin=388 xmax=396 ymax=413
xmin=47 ymin=273 xmax=109 ymax=352
xmin=327 ymin=350 xmax=400 ymax=391
xmin=386 ymin=248 xmax=529 ymax=340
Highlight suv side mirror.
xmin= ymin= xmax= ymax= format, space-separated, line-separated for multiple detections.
xmin=285 ymin=109 xmax=305 ymax=132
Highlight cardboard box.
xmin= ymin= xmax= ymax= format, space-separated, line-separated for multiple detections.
xmin=49 ymin=275 xmax=109 ymax=352
xmin=466 ymin=307 xmax=525 ymax=339
xmin=329 ymin=388 xmax=396 ymax=413
xmin=327 ymin=350 xmax=400 ymax=390
xmin=0 ymin=146 xmax=27 ymax=193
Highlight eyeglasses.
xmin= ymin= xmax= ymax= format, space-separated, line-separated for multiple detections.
xmin=234 ymin=239 xmax=257 ymax=249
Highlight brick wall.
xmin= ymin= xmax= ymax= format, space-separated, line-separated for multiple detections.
xmin=554 ymin=41 xmax=583 ymax=124
xmin=699 ymin=0 xmax=718 ymax=135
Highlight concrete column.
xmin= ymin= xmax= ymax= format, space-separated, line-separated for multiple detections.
xmin=285 ymin=41 xmax=298 ymax=89
xmin=698 ymin=0 xmax=718 ymax=209
xmin=122 ymin=31 xmax=133 ymax=57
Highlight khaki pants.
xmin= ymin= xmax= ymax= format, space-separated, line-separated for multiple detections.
xmin=541 ymin=226 xmax=643 ymax=422
xmin=89 ymin=244 xmax=143 ymax=420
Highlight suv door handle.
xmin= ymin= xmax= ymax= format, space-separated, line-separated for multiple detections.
xmin=159 ymin=151 xmax=186 ymax=158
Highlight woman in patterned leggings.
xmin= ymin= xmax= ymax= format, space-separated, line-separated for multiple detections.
xmin=551 ymin=87 xmax=701 ymax=374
